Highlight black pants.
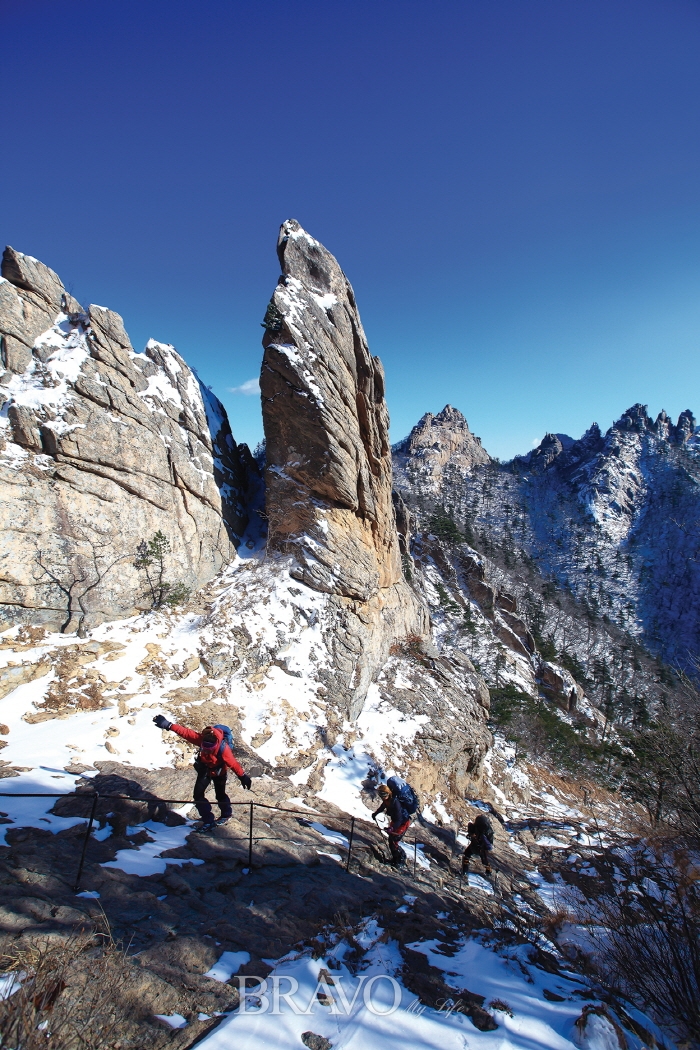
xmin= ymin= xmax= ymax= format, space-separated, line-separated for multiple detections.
xmin=193 ymin=769 xmax=231 ymax=822
xmin=462 ymin=838 xmax=492 ymax=870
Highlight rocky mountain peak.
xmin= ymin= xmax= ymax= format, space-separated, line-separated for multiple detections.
xmin=393 ymin=403 xmax=491 ymax=494
xmin=612 ymin=402 xmax=695 ymax=445
xmin=261 ymin=219 xmax=399 ymax=601
xmin=614 ymin=402 xmax=652 ymax=434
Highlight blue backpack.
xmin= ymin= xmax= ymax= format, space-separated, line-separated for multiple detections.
xmin=213 ymin=724 xmax=234 ymax=755
xmin=387 ymin=776 xmax=420 ymax=816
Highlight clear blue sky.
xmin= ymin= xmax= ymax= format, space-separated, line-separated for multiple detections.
xmin=4 ymin=0 xmax=700 ymax=458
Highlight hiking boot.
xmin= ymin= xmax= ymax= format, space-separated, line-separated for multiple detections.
xmin=192 ymin=820 xmax=216 ymax=833
xmin=216 ymin=816 xmax=231 ymax=826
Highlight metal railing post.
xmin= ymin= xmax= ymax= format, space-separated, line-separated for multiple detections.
xmin=345 ymin=816 xmax=355 ymax=872
xmin=73 ymin=793 xmax=99 ymax=893
xmin=247 ymin=802 xmax=254 ymax=870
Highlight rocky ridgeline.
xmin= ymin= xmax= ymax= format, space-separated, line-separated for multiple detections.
xmin=393 ymin=402 xmax=700 ymax=672
xmin=0 ymin=225 xmax=492 ymax=791
xmin=260 ymin=219 xmax=429 ymax=719
xmin=0 ymin=247 xmax=250 ymax=633
xmin=0 ymin=233 xmax=686 ymax=1050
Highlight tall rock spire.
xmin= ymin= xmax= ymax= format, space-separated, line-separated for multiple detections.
xmin=261 ymin=218 xmax=401 ymax=600
xmin=260 ymin=219 xmax=427 ymax=717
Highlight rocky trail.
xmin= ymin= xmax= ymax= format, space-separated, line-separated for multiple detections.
xmin=0 ymin=654 xmax=665 ymax=1048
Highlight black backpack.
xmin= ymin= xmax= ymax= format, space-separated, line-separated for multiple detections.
xmin=386 ymin=776 xmax=420 ymax=816
xmin=474 ymin=813 xmax=494 ymax=843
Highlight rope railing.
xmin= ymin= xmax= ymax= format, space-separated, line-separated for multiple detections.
xmin=0 ymin=791 xmax=412 ymax=891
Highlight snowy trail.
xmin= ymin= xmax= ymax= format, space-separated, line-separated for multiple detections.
xmin=195 ymin=935 xmax=591 ymax=1050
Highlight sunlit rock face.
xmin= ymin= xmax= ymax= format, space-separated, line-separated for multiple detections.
xmin=260 ymin=220 xmax=429 ymax=718
xmin=0 ymin=247 xmax=250 ymax=632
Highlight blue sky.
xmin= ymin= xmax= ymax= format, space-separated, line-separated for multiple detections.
xmin=4 ymin=0 xmax=700 ymax=458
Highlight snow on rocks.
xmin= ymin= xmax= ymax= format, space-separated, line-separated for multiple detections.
xmin=193 ymin=923 xmax=657 ymax=1050
xmin=0 ymin=249 xmax=250 ymax=634
xmin=205 ymin=951 xmax=251 ymax=982
xmin=101 ymin=819 xmax=204 ymax=877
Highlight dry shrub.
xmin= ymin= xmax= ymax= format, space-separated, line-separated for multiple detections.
xmin=40 ymin=679 xmax=107 ymax=714
xmin=389 ymin=634 xmax=425 ymax=662
xmin=0 ymin=926 xmax=133 ymax=1050
xmin=575 ymin=850 xmax=700 ymax=1043
xmin=0 ymin=625 xmax=48 ymax=651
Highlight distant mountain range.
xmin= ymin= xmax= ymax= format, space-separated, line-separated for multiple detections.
xmin=394 ymin=402 xmax=700 ymax=668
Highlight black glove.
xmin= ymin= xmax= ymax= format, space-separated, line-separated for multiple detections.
xmin=238 ymin=773 xmax=252 ymax=790
xmin=153 ymin=714 xmax=172 ymax=731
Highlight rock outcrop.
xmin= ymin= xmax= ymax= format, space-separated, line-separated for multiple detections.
xmin=0 ymin=247 xmax=249 ymax=632
xmin=393 ymin=405 xmax=491 ymax=494
xmin=260 ymin=220 xmax=428 ymax=717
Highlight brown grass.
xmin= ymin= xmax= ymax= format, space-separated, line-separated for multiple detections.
xmin=0 ymin=925 xmax=134 ymax=1050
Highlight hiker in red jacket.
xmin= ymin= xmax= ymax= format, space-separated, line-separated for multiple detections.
xmin=153 ymin=716 xmax=251 ymax=830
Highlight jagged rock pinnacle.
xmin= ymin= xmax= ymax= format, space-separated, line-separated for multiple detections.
xmin=260 ymin=220 xmax=427 ymax=718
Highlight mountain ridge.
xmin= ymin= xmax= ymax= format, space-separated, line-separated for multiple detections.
xmin=393 ymin=399 xmax=700 ymax=667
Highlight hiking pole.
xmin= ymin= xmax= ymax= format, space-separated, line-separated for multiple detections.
xmin=74 ymin=793 xmax=99 ymax=893
xmin=247 ymin=802 xmax=254 ymax=871
xmin=414 ymin=838 xmax=417 ymax=879
xmin=346 ymin=816 xmax=355 ymax=873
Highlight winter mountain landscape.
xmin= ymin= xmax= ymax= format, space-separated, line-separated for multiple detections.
xmin=0 ymin=219 xmax=698 ymax=1050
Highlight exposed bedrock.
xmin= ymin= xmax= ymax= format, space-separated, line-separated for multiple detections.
xmin=260 ymin=220 xmax=430 ymax=718
xmin=0 ymin=247 xmax=251 ymax=632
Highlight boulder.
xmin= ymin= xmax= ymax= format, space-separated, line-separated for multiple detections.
xmin=0 ymin=659 xmax=52 ymax=700
xmin=573 ymin=1005 xmax=627 ymax=1050
xmin=260 ymin=220 xmax=427 ymax=717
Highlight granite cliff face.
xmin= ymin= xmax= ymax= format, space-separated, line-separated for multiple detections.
xmin=261 ymin=220 xmax=399 ymax=599
xmin=260 ymin=219 xmax=429 ymax=718
xmin=0 ymin=247 xmax=249 ymax=632
xmin=0 ymin=228 xmax=491 ymax=792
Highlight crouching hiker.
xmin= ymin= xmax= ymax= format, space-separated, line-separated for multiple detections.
xmin=461 ymin=813 xmax=494 ymax=877
xmin=153 ymin=716 xmax=251 ymax=831
xmin=372 ymin=777 xmax=419 ymax=867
